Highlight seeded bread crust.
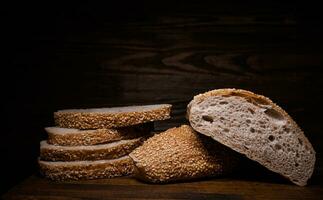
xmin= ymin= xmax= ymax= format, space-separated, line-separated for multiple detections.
xmin=54 ymin=104 xmax=172 ymax=129
xmin=40 ymin=137 xmax=144 ymax=161
xmin=39 ymin=156 xmax=134 ymax=181
xmin=187 ymin=88 xmax=316 ymax=186
xmin=129 ymin=125 xmax=238 ymax=183
xmin=45 ymin=124 xmax=152 ymax=146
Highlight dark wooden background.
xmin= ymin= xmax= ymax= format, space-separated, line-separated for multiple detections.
xmin=3 ymin=1 xmax=323 ymax=195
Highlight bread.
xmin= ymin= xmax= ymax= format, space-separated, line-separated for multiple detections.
xmin=54 ymin=104 xmax=172 ymax=129
xmin=187 ymin=88 xmax=316 ymax=186
xmin=45 ymin=124 xmax=152 ymax=146
xmin=39 ymin=156 xmax=134 ymax=181
xmin=40 ymin=137 xmax=144 ymax=161
xmin=129 ymin=125 xmax=238 ymax=183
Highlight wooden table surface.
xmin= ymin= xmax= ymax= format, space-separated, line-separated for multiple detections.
xmin=3 ymin=2 xmax=323 ymax=199
xmin=3 ymin=173 xmax=323 ymax=200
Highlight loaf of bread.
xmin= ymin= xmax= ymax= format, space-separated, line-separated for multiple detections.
xmin=54 ymin=104 xmax=172 ymax=129
xmin=129 ymin=125 xmax=238 ymax=183
xmin=40 ymin=137 xmax=144 ymax=161
xmin=45 ymin=124 xmax=152 ymax=146
xmin=187 ymin=88 xmax=316 ymax=186
xmin=39 ymin=156 xmax=134 ymax=181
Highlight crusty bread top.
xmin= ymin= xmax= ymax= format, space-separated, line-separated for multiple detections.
xmin=187 ymin=89 xmax=280 ymax=118
xmin=129 ymin=125 xmax=238 ymax=183
xmin=54 ymin=104 xmax=172 ymax=129
xmin=187 ymin=88 xmax=316 ymax=186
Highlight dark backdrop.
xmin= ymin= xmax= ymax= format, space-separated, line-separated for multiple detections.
xmin=3 ymin=1 xmax=323 ymax=194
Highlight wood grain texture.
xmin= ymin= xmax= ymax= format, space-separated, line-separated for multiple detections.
xmin=3 ymin=1 xmax=323 ymax=196
xmin=3 ymin=174 xmax=323 ymax=200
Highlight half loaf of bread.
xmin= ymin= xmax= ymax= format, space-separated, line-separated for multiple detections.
xmin=54 ymin=104 xmax=172 ymax=129
xmin=39 ymin=156 xmax=134 ymax=181
xmin=45 ymin=124 xmax=152 ymax=146
xmin=187 ymin=88 xmax=315 ymax=186
xmin=129 ymin=125 xmax=238 ymax=183
xmin=40 ymin=137 xmax=144 ymax=161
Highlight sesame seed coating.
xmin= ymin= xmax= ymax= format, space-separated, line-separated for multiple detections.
xmin=129 ymin=125 xmax=238 ymax=183
xmin=39 ymin=156 xmax=134 ymax=181
xmin=54 ymin=104 xmax=171 ymax=129
xmin=46 ymin=124 xmax=152 ymax=146
xmin=40 ymin=137 xmax=145 ymax=161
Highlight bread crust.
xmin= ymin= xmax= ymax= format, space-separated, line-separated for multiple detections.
xmin=40 ymin=138 xmax=144 ymax=161
xmin=54 ymin=104 xmax=172 ymax=129
xmin=187 ymin=88 xmax=316 ymax=186
xmin=129 ymin=125 xmax=238 ymax=183
xmin=39 ymin=156 xmax=134 ymax=181
xmin=46 ymin=124 xmax=152 ymax=146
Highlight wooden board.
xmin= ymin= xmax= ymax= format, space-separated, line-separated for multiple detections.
xmin=3 ymin=174 xmax=323 ymax=200
xmin=3 ymin=1 xmax=323 ymax=196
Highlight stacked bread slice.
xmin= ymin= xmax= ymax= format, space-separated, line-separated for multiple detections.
xmin=39 ymin=104 xmax=172 ymax=181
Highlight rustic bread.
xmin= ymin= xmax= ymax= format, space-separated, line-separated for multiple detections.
xmin=39 ymin=156 xmax=134 ymax=181
xmin=40 ymin=137 xmax=144 ymax=161
xmin=129 ymin=125 xmax=238 ymax=183
xmin=187 ymin=88 xmax=316 ymax=186
xmin=45 ymin=124 xmax=152 ymax=146
xmin=54 ymin=104 xmax=172 ymax=129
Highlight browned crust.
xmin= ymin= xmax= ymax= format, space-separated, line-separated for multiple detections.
xmin=187 ymin=88 xmax=316 ymax=186
xmin=129 ymin=125 xmax=238 ymax=183
xmin=40 ymin=138 xmax=144 ymax=161
xmin=54 ymin=105 xmax=172 ymax=129
xmin=39 ymin=156 xmax=134 ymax=181
xmin=46 ymin=124 xmax=152 ymax=146
xmin=187 ymin=89 xmax=283 ymax=119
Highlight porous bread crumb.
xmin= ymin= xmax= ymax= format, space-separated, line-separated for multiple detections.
xmin=187 ymin=88 xmax=316 ymax=186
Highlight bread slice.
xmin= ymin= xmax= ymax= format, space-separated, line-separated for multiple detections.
xmin=39 ymin=156 xmax=134 ymax=181
xmin=40 ymin=137 xmax=144 ymax=161
xmin=187 ymin=88 xmax=315 ymax=186
xmin=129 ymin=125 xmax=238 ymax=183
xmin=45 ymin=124 xmax=152 ymax=146
xmin=54 ymin=104 xmax=172 ymax=129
